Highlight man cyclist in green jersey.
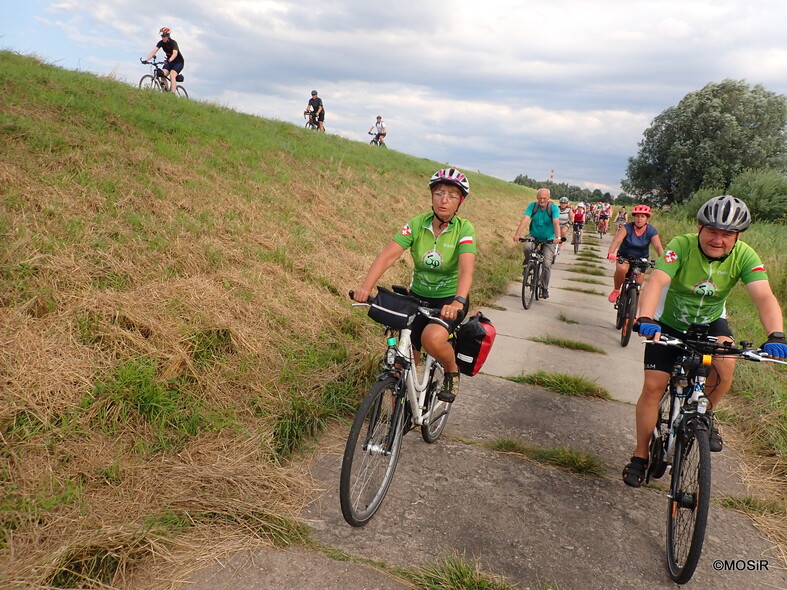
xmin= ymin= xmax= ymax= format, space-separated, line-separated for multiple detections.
xmin=622 ymin=195 xmax=787 ymax=487
xmin=352 ymin=168 xmax=476 ymax=403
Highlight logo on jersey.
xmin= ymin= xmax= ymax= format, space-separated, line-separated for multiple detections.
xmin=401 ymin=224 xmax=412 ymax=237
xmin=751 ymin=265 xmax=766 ymax=272
xmin=422 ymin=249 xmax=444 ymax=269
xmin=664 ymin=250 xmax=678 ymax=263
xmin=692 ymin=280 xmax=717 ymax=297
xmin=459 ymin=236 xmax=474 ymax=245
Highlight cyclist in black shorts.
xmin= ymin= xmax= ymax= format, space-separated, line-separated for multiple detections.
xmin=143 ymin=27 xmax=184 ymax=94
xmin=306 ymin=90 xmax=325 ymax=132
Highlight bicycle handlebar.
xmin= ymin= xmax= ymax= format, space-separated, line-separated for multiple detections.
xmin=349 ymin=290 xmax=466 ymax=322
xmin=140 ymin=57 xmax=168 ymax=66
xmin=519 ymin=237 xmax=566 ymax=243
xmin=643 ymin=335 xmax=787 ymax=364
xmin=617 ymin=256 xmax=654 ymax=268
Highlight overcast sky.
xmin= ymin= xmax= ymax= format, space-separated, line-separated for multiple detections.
xmin=3 ymin=1 xmax=786 ymax=194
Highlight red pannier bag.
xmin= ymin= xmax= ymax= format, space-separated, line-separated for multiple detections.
xmin=455 ymin=311 xmax=496 ymax=376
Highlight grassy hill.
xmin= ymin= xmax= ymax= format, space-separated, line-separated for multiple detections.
xmin=0 ymin=51 xmax=534 ymax=587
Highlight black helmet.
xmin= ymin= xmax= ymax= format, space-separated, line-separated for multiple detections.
xmin=696 ymin=195 xmax=751 ymax=232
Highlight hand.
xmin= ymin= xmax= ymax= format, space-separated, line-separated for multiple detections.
xmin=762 ymin=334 xmax=787 ymax=359
xmin=634 ymin=316 xmax=661 ymax=339
xmin=441 ymin=302 xmax=463 ymax=321
xmin=352 ymin=287 xmax=372 ymax=303
xmin=607 ymin=253 xmax=617 ymax=262
xmin=512 ymin=235 xmax=521 ymax=243
xmin=140 ymin=58 xmax=148 ymax=64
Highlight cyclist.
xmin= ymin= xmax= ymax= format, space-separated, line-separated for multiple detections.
xmin=306 ymin=90 xmax=325 ymax=131
xmin=512 ymin=188 xmax=561 ymax=299
xmin=142 ymin=27 xmax=184 ymax=94
xmin=368 ymin=115 xmax=387 ymax=145
xmin=614 ymin=206 xmax=628 ymax=232
xmin=622 ymin=195 xmax=787 ymax=488
xmin=557 ymin=197 xmax=574 ymax=252
xmin=597 ymin=201 xmax=612 ymax=234
xmin=352 ymin=168 xmax=476 ymax=403
xmin=606 ymin=204 xmax=664 ymax=303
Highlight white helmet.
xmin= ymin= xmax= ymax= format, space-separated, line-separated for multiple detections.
xmin=697 ymin=195 xmax=751 ymax=232
xmin=429 ymin=168 xmax=470 ymax=197
xmin=576 ymin=202 xmax=586 ymax=208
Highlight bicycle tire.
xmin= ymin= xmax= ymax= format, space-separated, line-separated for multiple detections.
xmin=614 ymin=288 xmax=627 ymax=330
xmin=666 ymin=422 xmax=711 ymax=584
xmin=175 ymin=86 xmax=188 ymax=98
xmin=620 ymin=287 xmax=638 ymax=347
xmin=522 ymin=261 xmax=536 ymax=309
xmin=138 ymin=75 xmax=158 ymax=90
xmin=421 ymin=363 xmax=451 ymax=443
xmin=535 ymin=264 xmax=545 ymax=300
xmin=339 ymin=376 xmax=405 ymax=526
xmin=573 ymin=232 xmax=580 ymax=254
xmin=646 ymin=391 xmax=671 ymax=482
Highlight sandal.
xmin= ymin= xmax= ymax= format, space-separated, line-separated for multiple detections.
xmin=622 ymin=456 xmax=648 ymax=488
xmin=437 ymin=372 xmax=460 ymax=403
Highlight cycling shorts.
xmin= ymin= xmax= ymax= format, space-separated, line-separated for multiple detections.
xmin=643 ymin=318 xmax=734 ymax=373
xmin=408 ymin=292 xmax=469 ymax=352
xmin=162 ymin=61 xmax=184 ymax=74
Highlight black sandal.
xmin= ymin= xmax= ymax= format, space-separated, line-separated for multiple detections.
xmin=622 ymin=456 xmax=648 ymax=488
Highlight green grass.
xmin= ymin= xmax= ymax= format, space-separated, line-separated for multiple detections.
xmin=556 ymin=313 xmax=579 ymax=324
xmin=561 ymin=286 xmax=605 ymax=296
xmin=510 ymin=371 xmax=611 ymax=399
xmin=529 ymin=336 xmax=607 ymax=355
xmin=403 ymin=554 xmax=524 ymax=590
xmin=488 ymin=439 xmax=605 ymax=476
xmin=566 ymin=276 xmax=606 ymax=285
xmin=564 ymin=266 xmax=607 ymax=276
xmin=717 ymin=495 xmax=787 ymax=517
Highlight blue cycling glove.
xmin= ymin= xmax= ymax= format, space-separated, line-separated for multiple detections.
xmin=762 ymin=333 xmax=787 ymax=359
xmin=634 ymin=316 xmax=661 ymax=338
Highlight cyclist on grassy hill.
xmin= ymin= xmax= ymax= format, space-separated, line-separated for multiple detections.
xmin=368 ymin=115 xmax=387 ymax=145
xmin=352 ymin=168 xmax=476 ymax=404
xmin=306 ymin=90 xmax=325 ymax=131
xmin=606 ymin=204 xmax=664 ymax=303
xmin=557 ymin=197 xmax=574 ymax=251
xmin=142 ymin=27 xmax=184 ymax=94
xmin=512 ymin=188 xmax=561 ymax=299
xmin=622 ymin=195 xmax=787 ymax=488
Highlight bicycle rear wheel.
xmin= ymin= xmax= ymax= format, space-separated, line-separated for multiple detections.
xmin=620 ymin=288 xmax=638 ymax=347
xmin=421 ymin=363 xmax=451 ymax=443
xmin=340 ymin=376 xmax=405 ymax=526
xmin=522 ymin=261 xmax=536 ymax=309
xmin=666 ymin=422 xmax=711 ymax=583
xmin=175 ymin=86 xmax=188 ymax=98
xmin=573 ymin=231 xmax=580 ymax=254
xmin=138 ymin=75 xmax=158 ymax=90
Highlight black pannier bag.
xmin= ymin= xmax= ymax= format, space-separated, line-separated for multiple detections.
xmin=368 ymin=287 xmax=420 ymax=329
xmin=176 ymin=74 xmax=184 ymax=82
xmin=455 ymin=312 xmax=496 ymax=376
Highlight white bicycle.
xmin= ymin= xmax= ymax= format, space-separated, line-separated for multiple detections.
xmin=339 ymin=287 xmax=461 ymax=526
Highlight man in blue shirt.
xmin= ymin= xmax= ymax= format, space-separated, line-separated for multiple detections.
xmin=513 ymin=188 xmax=561 ymax=298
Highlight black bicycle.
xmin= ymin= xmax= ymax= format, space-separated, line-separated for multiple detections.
xmin=519 ymin=237 xmax=563 ymax=309
xmin=138 ymin=58 xmax=188 ymax=98
xmin=368 ymin=132 xmax=387 ymax=147
xmin=304 ymin=110 xmax=320 ymax=130
xmin=613 ymin=257 xmax=654 ymax=347
xmin=340 ymin=287 xmax=462 ymax=526
xmin=571 ymin=221 xmax=584 ymax=254
xmin=642 ymin=324 xmax=787 ymax=583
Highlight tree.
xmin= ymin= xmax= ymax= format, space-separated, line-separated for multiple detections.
xmin=622 ymin=79 xmax=787 ymax=204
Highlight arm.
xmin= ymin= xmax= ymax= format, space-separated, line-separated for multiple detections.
xmin=637 ymin=268 xmax=672 ymax=339
xmin=607 ymin=226 xmax=627 ymax=259
xmin=168 ymin=49 xmax=179 ymax=62
xmin=352 ymin=241 xmax=406 ymax=302
xmin=144 ymin=48 xmax=158 ymax=61
xmin=552 ymin=212 xmax=561 ymax=243
xmin=444 ymin=252 xmax=476 ymax=317
xmin=651 ymin=235 xmax=664 ymax=258
xmin=513 ymin=215 xmax=531 ymax=242
xmin=746 ymin=280 xmax=784 ymax=336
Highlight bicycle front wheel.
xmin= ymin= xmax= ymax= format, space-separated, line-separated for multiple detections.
xmin=421 ymin=363 xmax=451 ymax=443
xmin=138 ymin=75 xmax=158 ymax=90
xmin=666 ymin=423 xmax=711 ymax=584
xmin=339 ymin=376 xmax=405 ymax=526
xmin=522 ymin=261 xmax=536 ymax=309
xmin=620 ymin=288 xmax=638 ymax=347
xmin=614 ymin=289 xmax=627 ymax=330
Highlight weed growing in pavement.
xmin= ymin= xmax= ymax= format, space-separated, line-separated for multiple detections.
xmin=561 ymin=286 xmax=605 ymax=296
xmin=566 ymin=276 xmax=606 ymax=285
xmin=402 ymin=553 xmax=523 ymax=590
xmin=556 ymin=313 xmax=579 ymax=325
xmin=529 ymin=336 xmax=607 ymax=355
xmin=489 ymin=439 xmax=604 ymax=477
xmin=564 ymin=266 xmax=606 ymax=276
xmin=510 ymin=371 xmax=611 ymax=399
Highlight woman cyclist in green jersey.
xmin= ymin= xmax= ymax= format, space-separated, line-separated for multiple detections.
xmin=352 ymin=168 xmax=477 ymax=403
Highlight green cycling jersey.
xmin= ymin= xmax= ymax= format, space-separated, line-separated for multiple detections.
xmin=392 ymin=213 xmax=477 ymax=299
xmin=654 ymin=233 xmax=768 ymax=333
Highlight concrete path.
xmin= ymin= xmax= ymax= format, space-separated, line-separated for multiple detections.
xmin=185 ymin=232 xmax=787 ymax=590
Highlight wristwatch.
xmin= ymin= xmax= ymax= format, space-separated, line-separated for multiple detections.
xmin=453 ymin=296 xmax=468 ymax=305
xmin=768 ymin=331 xmax=786 ymax=340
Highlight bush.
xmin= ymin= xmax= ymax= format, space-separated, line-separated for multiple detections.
xmin=728 ymin=169 xmax=787 ymax=223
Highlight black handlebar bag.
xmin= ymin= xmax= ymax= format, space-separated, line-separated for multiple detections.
xmin=367 ymin=287 xmax=419 ymax=329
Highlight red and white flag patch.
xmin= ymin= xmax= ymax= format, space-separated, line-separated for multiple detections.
xmin=751 ymin=265 xmax=766 ymax=272
xmin=401 ymin=224 xmax=412 ymax=237
xmin=664 ymin=250 xmax=678 ymax=263
xmin=458 ymin=236 xmax=474 ymax=245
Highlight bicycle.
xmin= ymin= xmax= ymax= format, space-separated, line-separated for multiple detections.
xmin=304 ymin=110 xmax=320 ymax=130
xmin=613 ymin=256 xmax=654 ymax=347
xmin=519 ymin=237 xmax=563 ymax=309
xmin=570 ymin=221 xmax=584 ymax=254
xmin=368 ymin=132 xmax=387 ymax=148
xmin=597 ymin=216 xmax=610 ymax=238
xmin=138 ymin=58 xmax=188 ymax=98
xmin=641 ymin=324 xmax=787 ymax=583
xmin=340 ymin=287 xmax=462 ymax=526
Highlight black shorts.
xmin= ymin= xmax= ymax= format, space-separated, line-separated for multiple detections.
xmin=643 ymin=318 xmax=734 ymax=373
xmin=408 ymin=292 xmax=469 ymax=351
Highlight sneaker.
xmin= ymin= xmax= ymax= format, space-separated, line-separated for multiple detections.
xmin=437 ymin=372 xmax=460 ymax=403
xmin=542 ymin=289 xmax=549 ymax=299
xmin=608 ymin=289 xmax=620 ymax=303
xmin=709 ymin=424 xmax=723 ymax=452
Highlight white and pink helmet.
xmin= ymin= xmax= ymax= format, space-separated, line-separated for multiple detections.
xmin=429 ymin=168 xmax=470 ymax=198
